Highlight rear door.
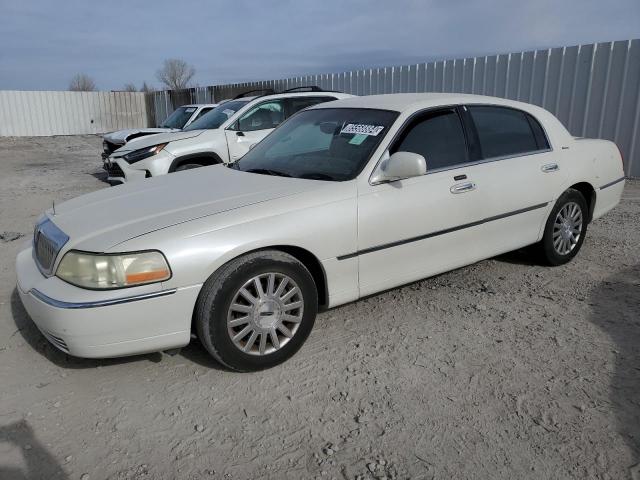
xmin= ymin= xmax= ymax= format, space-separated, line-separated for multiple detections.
xmin=462 ymin=105 xmax=568 ymax=255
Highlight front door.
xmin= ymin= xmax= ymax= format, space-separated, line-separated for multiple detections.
xmin=356 ymin=108 xmax=492 ymax=297
xmin=225 ymin=99 xmax=286 ymax=162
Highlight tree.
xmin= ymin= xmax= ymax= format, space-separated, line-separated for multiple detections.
xmin=69 ymin=73 xmax=96 ymax=91
xmin=156 ymin=58 xmax=195 ymax=90
xmin=140 ymin=81 xmax=155 ymax=93
xmin=122 ymin=83 xmax=137 ymax=92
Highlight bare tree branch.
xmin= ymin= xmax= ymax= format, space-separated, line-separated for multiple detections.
xmin=140 ymin=81 xmax=155 ymax=93
xmin=69 ymin=73 xmax=96 ymax=92
xmin=155 ymin=58 xmax=195 ymax=90
xmin=122 ymin=83 xmax=137 ymax=92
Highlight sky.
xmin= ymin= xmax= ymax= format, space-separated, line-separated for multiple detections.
xmin=1 ymin=0 xmax=639 ymax=91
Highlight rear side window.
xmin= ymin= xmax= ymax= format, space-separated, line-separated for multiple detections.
xmin=288 ymin=96 xmax=337 ymax=116
xmin=468 ymin=106 xmax=549 ymax=159
xmin=392 ymin=109 xmax=468 ymax=171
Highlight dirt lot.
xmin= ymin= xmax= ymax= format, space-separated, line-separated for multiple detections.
xmin=0 ymin=135 xmax=638 ymax=480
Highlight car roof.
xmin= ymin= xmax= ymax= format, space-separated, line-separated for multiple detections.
xmin=310 ymin=93 xmax=543 ymax=113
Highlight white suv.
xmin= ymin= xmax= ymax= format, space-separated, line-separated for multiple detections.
xmin=104 ymin=88 xmax=353 ymax=183
xmin=101 ymin=103 xmax=218 ymax=159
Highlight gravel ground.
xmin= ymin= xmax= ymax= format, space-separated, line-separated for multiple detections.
xmin=0 ymin=135 xmax=638 ymax=480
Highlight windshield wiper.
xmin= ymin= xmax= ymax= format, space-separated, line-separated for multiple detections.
xmin=245 ymin=168 xmax=292 ymax=178
xmin=299 ymin=172 xmax=338 ymax=181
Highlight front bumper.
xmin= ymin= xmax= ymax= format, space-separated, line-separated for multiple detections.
xmin=103 ymin=150 xmax=174 ymax=184
xmin=16 ymin=247 xmax=199 ymax=359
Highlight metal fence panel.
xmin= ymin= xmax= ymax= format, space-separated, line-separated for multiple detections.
xmin=197 ymin=39 xmax=639 ymax=175
xmin=2 ymin=40 xmax=639 ymax=175
xmin=0 ymin=90 xmax=148 ymax=136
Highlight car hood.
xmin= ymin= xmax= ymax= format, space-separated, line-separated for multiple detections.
xmin=47 ymin=165 xmax=323 ymax=252
xmin=103 ymin=128 xmax=178 ymax=145
xmin=113 ymin=129 xmax=206 ymax=155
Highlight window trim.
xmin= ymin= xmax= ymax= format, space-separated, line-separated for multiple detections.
xmin=465 ymin=104 xmax=553 ymax=161
xmin=368 ymin=104 xmax=471 ymax=185
xmin=389 ymin=106 xmax=471 ymax=166
xmin=367 ymin=103 xmax=554 ymax=186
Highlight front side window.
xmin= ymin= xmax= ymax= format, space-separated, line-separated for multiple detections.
xmin=183 ymin=100 xmax=249 ymax=131
xmin=160 ymin=106 xmax=196 ymax=129
xmin=237 ymin=100 xmax=286 ymax=132
xmin=468 ymin=106 xmax=547 ymax=159
xmin=191 ymin=107 xmax=213 ymax=122
xmin=392 ymin=109 xmax=468 ymax=171
xmin=233 ymin=108 xmax=398 ymax=181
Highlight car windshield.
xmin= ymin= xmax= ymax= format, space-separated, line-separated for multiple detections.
xmin=233 ymin=108 xmax=399 ymax=181
xmin=183 ymin=100 xmax=249 ymax=131
xmin=159 ymin=106 xmax=196 ymax=129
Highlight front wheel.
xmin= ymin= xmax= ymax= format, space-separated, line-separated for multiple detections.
xmin=537 ymin=188 xmax=588 ymax=266
xmin=195 ymin=250 xmax=318 ymax=371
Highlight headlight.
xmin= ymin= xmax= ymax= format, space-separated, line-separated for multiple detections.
xmin=56 ymin=250 xmax=171 ymax=289
xmin=123 ymin=143 xmax=167 ymax=163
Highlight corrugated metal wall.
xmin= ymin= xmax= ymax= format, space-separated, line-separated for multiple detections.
xmin=150 ymin=39 xmax=640 ymax=176
xmin=1 ymin=39 xmax=638 ymax=175
xmin=0 ymin=90 xmax=148 ymax=136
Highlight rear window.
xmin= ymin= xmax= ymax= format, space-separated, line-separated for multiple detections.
xmin=468 ymin=106 xmax=549 ymax=159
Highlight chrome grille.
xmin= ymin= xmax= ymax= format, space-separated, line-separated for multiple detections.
xmin=33 ymin=218 xmax=69 ymax=276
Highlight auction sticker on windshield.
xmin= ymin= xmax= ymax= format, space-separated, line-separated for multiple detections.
xmin=340 ymin=123 xmax=385 ymax=136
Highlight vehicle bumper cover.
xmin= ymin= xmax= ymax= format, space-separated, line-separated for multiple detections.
xmin=16 ymin=247 xmax=199 ymax=358
xmin=104 ymin=150 xmax=174 ymax=184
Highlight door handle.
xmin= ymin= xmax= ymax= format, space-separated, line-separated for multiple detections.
xmin=450 ymin=182 xmax=476 ymax=194
xmin=541 ymin=163 xmax=559 ymax=173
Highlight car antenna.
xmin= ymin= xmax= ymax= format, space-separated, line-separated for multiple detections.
xmin=52 ymin=200 xmax=56 ymax=216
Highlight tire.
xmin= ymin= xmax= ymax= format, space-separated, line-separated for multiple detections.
xmin=175 ymin=163 xmax=205 ymax=171
xmin=195 ymin=250 xmax=318 ymax=372
xmin=537 ymin=188 xmax=588 ymax=266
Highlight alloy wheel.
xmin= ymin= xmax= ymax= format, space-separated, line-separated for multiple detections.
xmin=553 ymin=201 xmax=583 ymax=255
xmin=226 ymin=273 xmax=304 ymax=356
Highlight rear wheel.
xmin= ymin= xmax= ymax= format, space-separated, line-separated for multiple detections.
xmin=195 ymin=250 xmax=318 ymax=371
xmin=537 ymin=188 xmax=588 ymax=265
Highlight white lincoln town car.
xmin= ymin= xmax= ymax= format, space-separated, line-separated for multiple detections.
xmin=16 ymin=93 xmax=625 ymax=371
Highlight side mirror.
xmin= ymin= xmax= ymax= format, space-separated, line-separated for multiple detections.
xmin=370 ymin=151 xmax=427 ymax=184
